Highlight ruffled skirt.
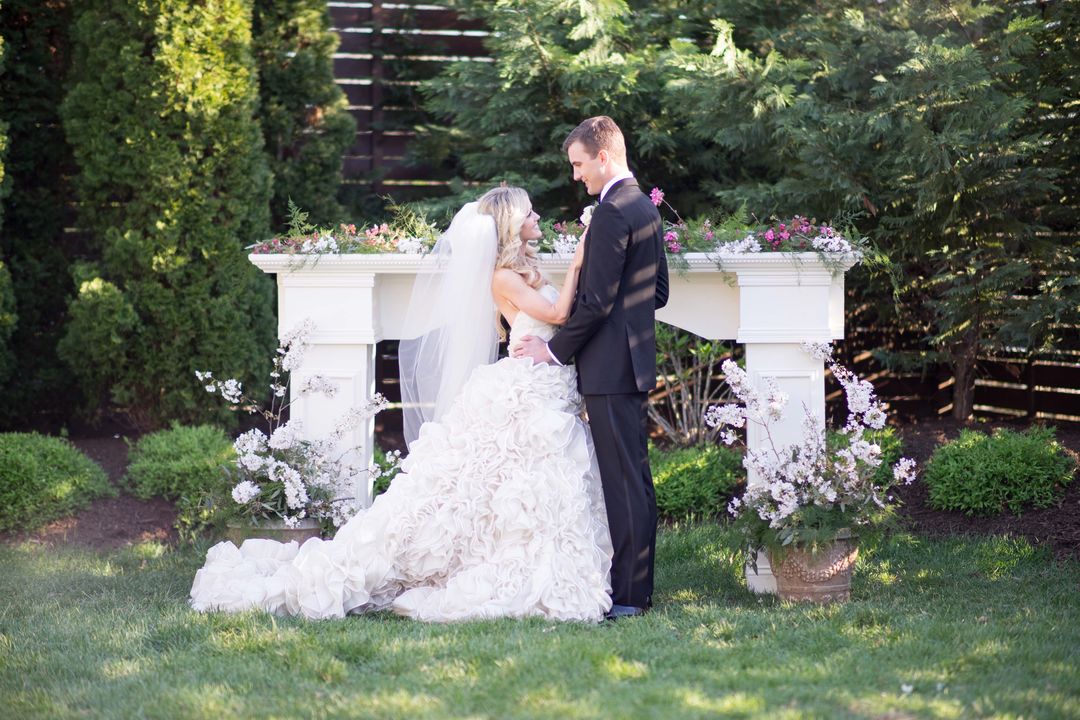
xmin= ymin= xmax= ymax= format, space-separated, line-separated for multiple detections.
xmin=190 ymin=357 xmax=613 ymax=622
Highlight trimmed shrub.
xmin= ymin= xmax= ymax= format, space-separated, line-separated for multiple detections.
xmin=126 ymin=423 xmax=235 ymax=501
xmin=925 ymin=426 xmax=1077 ymax=516
xmin=650 ymin=443 xmax=744 ymax=522
xmin=60 ymin=0 xmax=275 ymax=429
xmin=126 ymin=423 xmax=236 ymax=543
xmin=253 ymin=0 xmax=356 ymax=231
xmin=0 ymin=433 xmax=115 ymax=532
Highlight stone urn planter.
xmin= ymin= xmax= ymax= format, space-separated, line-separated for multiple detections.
xmin=225 ymin=518 xmax=322 ymax=546
xmin=770 ymin=532 xmax=859 ymax=603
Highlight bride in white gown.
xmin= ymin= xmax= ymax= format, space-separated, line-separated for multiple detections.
xmin=190 ymin=187 xmax=614 ymax=622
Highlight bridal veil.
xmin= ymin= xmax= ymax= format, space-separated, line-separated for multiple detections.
xmin=398 ymin=202 xmax=500 ymax=446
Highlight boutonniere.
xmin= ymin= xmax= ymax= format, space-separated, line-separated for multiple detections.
xmin=579 ymin=202 xmax=598 ymax=227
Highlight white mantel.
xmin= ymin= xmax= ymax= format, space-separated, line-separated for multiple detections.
xmin=250 ymin=250 xmax=858 ymax=593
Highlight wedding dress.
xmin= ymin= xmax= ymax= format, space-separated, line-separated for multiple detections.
xmin=190 ymin=284 xmax=614 ymax=622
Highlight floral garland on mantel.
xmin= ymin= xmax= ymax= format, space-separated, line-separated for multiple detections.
xmin=250 ymin=193 xmax=868 ymax=272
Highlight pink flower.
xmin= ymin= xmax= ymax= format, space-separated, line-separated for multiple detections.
xmin=664 ymin=231 xmax=678 ymax=243
xmin=779 ymin=230 xmax=790 ymax=241
xmin=650 ymin=187 xmax=665 ymax=206
xmin=667 ymin=239 xmax=681 ymax=253
xmin=764 ymin=229 xmax=775 ymax=242
xmin=705 ymin=230 xmax=714 ymax=241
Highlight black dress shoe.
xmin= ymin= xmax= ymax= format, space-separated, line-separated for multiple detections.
xmin=604 ymin=604 xmax=647 ymax=621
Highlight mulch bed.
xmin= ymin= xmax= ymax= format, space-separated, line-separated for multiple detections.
xmin=0 ymin=437 xmax=178 ymax=550
xmin=3 ymin=417 xmax=1078 ymax=558
xmin=892 ymin=416 xmax=1080 ymax=560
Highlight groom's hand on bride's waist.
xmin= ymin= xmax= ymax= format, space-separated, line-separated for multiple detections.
xmin=512 ymin=335 xmax=562 ymax=365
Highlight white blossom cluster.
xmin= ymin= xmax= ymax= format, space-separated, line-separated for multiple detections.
xmin=300 ymin=233 xmax=339 ymax=254
xmin=715 ymin=233 xmax=763 ymax=254
xmin=811 ymin=227 xmax=852 ymax=254
xmin=199 ymin=319 xmax=389 ymax=529
xmin=704 ymin=345 xmax=917 ymax=536
xmin=553 ymin=233 xmax=581 ymax=257
xmin=396 ymin=237 xmax=425 ymax=254
xmin=299 ymin=374 xmax=338 ymax=398
xmin=195 ymin=371 xmax=244 ymax=404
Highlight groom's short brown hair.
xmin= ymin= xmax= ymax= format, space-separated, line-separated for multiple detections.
xmin=562 ymin=116 xmax=627 ymax=161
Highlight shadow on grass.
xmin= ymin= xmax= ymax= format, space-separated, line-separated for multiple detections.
xmin=1 ymin=528 xmax=1078 ymax=719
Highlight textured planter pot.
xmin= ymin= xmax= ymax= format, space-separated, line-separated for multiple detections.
xmin=225 ymin=518 xmax=321 ymax=546
xmin=770 ymin=534 xmax=859 ymax=603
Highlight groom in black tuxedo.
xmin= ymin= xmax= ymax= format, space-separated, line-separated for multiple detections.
xmin=514 ymin=116 xmax=669 ymax=619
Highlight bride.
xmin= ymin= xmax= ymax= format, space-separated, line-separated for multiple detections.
xmin=189 ymin=186 xmax=614 ymax=622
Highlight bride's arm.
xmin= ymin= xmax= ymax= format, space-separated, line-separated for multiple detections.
xmin=492 ymin=244 xmax=583 ymax=325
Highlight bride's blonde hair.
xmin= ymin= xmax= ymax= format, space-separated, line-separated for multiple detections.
xmin=477 ymin=185 xmax=543 ymax=290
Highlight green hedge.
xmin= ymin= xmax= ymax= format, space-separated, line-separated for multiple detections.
xmin=650 ymin=443 xmax=744 ymax=522
xmin=126 ymin=423 xmax=235 ymax=500
xmin=126 ymin=423 xmax=235 ymax=542
xmin=0 ymin=0 xmax=77 ymax=427
xmin=59 ymin=0 xmax=274 ymax=429
xmin=0 ymin=433 xmax=115 ymax=532
xmin=925 ymin=426 xmax=1077 ymax=516
xmin=254 ymin=0 xmax=356 ymax=231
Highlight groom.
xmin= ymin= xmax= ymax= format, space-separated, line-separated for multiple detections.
xmin=514 ymin=116 xmax=669 ymax=620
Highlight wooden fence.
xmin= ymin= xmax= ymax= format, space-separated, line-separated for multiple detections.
xmin=328 ymin=0 xmax=489 ymax=198
xmin=326 ymin=2 xmax=1080 ymax=434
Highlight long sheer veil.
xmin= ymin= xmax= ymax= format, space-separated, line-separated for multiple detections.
xmin=399 ymin=202 xmax=499 ymax=447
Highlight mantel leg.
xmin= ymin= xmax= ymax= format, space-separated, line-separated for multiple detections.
xmin=740 ymin=342 xmax=826 ymax=595
xmin=293 ymin=341 xmax=377 ymax=509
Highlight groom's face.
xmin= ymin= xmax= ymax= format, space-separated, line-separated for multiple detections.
xmin=567 ymin=141 xmax=607 ymax=196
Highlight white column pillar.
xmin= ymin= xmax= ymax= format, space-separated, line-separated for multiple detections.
xmin=733 ymin=258 xmax=838 ymax=593
xmin=278 ymin=269 xmax=380 ymax=507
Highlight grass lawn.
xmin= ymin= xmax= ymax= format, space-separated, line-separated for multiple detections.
xmin=1 ymin=524 xmax=1077 ymax=719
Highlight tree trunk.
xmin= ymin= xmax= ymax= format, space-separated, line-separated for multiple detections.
xmin=951 ymin=328 xmax=979 ymax=421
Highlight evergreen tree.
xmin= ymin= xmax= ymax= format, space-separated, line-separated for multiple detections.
xmin=0 ymin=0 xmax=77 ymax=427
xmin=60 ymin=0 xmax=275 ymax=429
xmin=254 ymin=0 xmax=356 ymax=231
xmin=0 ymin=0 xmax=16 ymax=386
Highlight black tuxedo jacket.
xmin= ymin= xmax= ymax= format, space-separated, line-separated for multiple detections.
xmin=548 ymin=179 xmax=669 ymax=394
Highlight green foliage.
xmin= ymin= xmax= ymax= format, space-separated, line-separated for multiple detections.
xmin=0 ymin=0 xmax=79 ymax=428
xmin=650 ymin=442 xmax=744 ymax=522
xmin=126 ymin=422 xmax=235 ymax=543
xmin=421 ymin=0 xmax=1079 ymax=417
xmin=60 ymin=0 xmax=275 ymax=429
xmin=925 ymin=426 xmax=1077 ymax=516
xmin=253 ymin=0 xmax=356 ymax=231
xmin=125 ymin=423 xmax=235 ymax=501
xmin=828 ymin=426 xmax=903 ymax=489
xmin=0 ymin=432 xmax=115 ymax=532
xmin=371 ymin=446 xmax=403 ymax=497
xmin=650 ymin=327 xmax=733 ymax=446
xmin=0 ymin=1 xmax=15 ymax=386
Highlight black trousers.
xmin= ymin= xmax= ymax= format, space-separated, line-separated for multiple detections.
xmin=584 ymin=392 xmax=656 ymax=609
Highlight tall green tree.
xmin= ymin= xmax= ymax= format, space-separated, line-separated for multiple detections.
xmin=60 ymin=0 xmax=275 ymax=429
xmin=254 ymin=0 xmax=356 ymax=231
xmin=0 ymin=0 xmax=16 ymax=386
xmin=420 ymin=0 xmax=1076 ymax=421
xmin=0 ymin=0 xmax=76 ymax=427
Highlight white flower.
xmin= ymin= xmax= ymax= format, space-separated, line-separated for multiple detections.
xmin=231 ymin=480 xmax=262 ymax=505
xmin=801 ymin=342 xmax=834 ymax=362
xmin=234 ymin=429 xmax=268 ymax=472
xmin=268 ymin=420 xmax=304 ymax=451
xmin=703 ymin=403 xmax=746 ymax=429
xmin=220 ymin=378 xmax=242 ymax=404
xmin=553 ymin=233 xmax=580 ymax=257
xmin=716 ymin=233 xmax=762 ymax=254
xmin=580 ymin=204 xmax=596 ymax=226
xmin=300 ymin=375 xmax=338 ymax=398
xmin=396 ymin=237 xmax=425 ymax=254
xmin=892 ymin=457 xmax=917 ymax=484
